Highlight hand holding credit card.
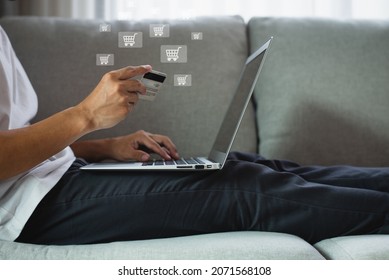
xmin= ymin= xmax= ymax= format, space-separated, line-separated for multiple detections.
xmin=139 ymin=70 xmax=167 ymax=101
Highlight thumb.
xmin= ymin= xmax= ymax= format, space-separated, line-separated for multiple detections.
xmin=118 ymin=65 xmax=152 ymax=80
xmin=131 ymin=150 xmax=151 ymax=162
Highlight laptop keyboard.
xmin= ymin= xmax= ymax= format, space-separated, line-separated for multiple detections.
xmin=142 ymin=157 xmax=205 ymax=166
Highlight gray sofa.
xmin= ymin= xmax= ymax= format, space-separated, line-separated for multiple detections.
xmin=0 ymin=16 xmax=389 ymax=260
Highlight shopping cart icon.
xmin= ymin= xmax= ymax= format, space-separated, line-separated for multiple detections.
xmin=99 ymin=54 xmax=110 ymax=65
xmin=153 ymin=25 xmax=165 ymax=36
xmin=150 ymin=24 xmax=169 ymax=38
xmin=96 ymin=54 xmax=114 ymax=66
xmin=119 ymin=32 xmax=142 ymax=48
xmin=161 ymin=45 xmax=187 ymax=63
xmin=123 ymin=33 xmax=138 ymax=47
xmin=100 ymin=23 xmax=111 ymax=32
xmin=166 ymin=47 xmax=182 ymax=61
xmin=192 ymin=32 xmax=202 ymax=40
xmin=177 ymin=75 xmax=188 ymax=85
xmin=174 ymin=74 xmax=191 ymax=86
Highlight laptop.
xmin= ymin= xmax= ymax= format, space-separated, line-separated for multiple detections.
xmin=81 ymin=38 xmax=272 ymax=171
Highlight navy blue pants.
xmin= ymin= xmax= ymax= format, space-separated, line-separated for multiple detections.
xmin=16 ymin=152 xmax=389 ymax=245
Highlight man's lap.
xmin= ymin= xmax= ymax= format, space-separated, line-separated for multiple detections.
xmin=15 ymin=152 xmax=389 ymax=245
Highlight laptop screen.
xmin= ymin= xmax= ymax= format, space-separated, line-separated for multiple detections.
xmin=209 ymin=39 xmax=272 ymax=166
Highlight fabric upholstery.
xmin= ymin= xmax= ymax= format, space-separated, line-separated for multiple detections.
xmin=248 ymin=17 xmax=389 ymax=166
xmin=0 ymin=232 xmax=324 ymax=260
xmin=315 ymin=235 xmax=389 ymax=259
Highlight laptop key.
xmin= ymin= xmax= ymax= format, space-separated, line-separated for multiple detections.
xmin=193 ymin=157 xmax=205 ymax=164
xmin=175 ymin=159 xmax=187 ymax=165
xmin=184 ymin=158 xmax=198 ymax=164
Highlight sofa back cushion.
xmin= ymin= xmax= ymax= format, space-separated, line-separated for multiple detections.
xmin=249 ymin=17 xmax=389 ymax=166
xmin=0 ymin=16 xmax=257 ymax=157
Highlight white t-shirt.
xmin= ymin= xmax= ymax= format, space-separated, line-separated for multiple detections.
xmin=0 ymin=26 xmax=75 ymax=241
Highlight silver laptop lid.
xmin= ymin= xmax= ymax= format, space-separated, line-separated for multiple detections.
xmin=209 ymin=38 xmax=272 ymax=167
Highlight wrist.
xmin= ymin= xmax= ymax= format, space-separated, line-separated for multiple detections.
xmin=72 ymin=103 xmax=98 ymax=134
xmin=71 ymin=138 xmax=115 ymax=162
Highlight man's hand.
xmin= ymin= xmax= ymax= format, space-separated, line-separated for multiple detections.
xmin=76 ymin=65 xmax=152 ymax=132
xmin=109 ymin=130 xmax=180 ymax=162
xmin=70 ymin=65 xmax=181 ymax=163
xmin=70 ymin=130 xmax=180 ymax=163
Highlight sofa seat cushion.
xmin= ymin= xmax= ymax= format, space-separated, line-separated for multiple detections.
xmin=248 ymin=17 xmax=389 ymax=166
xmin=0 ymin=231 xmax=324 ymax=260
xmin=314 ymin=235 xmax=389 ymax=259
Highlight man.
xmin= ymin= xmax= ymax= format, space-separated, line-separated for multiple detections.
xmin=1 ymin=26 xmax=388 ymax=245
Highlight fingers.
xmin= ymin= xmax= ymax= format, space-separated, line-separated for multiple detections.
xmin=117 ymin=65 xmax=152 ymax=80
xmin=111 ymin=67 xmax=150 ymax=103
xmin=124 ymin=79 xmax=146 ymax=92
xmin=123 ymin=80 xmax=145 ymax=106
xmin=134 ymin=130 xmax=179 ymax=161
xmin=115 ymin=79 xmax=145 ymax=110
xmin=108 ymin=131 xmax=180 ymax=162
xmin=80 ymin=65 xmax=153 ymax=131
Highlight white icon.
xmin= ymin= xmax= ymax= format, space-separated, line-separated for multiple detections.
xmin=153 ymin=25 xmax=165 ymax=36
xmin=150 ymin=24 xmax=169 ymax=38
xmin=166 ymin=47 xmax=182 ymax=62
xmin=174 ymin=74 xmax=191 ymax=86
xmin=99 ymin=54 xmax=110 ymax=65
xmin=161 ymin=45 xmax=187 ymax=63
xmin=192 ymin=32 xmax=202 ymax=40
xmin=119 ymin=32 xmax=142 ymax=48
xmin=100 ymin=23 xmax=111 ymax=32
xmin=97 ymin=54 xmax=114 ymax=66
xmin=123 ymin=33 xmax=137 ymax=47
xmin=177 ymin=75 xmax=188 ymax=85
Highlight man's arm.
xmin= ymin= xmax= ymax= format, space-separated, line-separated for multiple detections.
xmin=0 ymin=107 xmax=92 ymax=180
xmin=0 ymin=65 xmax=151 ymax=180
